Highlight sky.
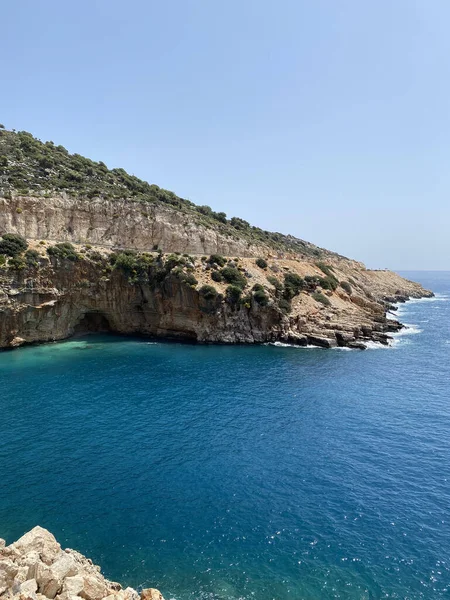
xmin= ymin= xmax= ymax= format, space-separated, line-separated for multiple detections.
xmin=1 ymin=0 xmax=449 ymax=270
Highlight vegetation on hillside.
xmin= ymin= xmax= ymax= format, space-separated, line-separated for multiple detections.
xmin=0 ymin=127 xmax=344 ymax=259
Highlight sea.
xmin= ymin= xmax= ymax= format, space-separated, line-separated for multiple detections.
xmin=0 ymin=271 xmax=449 ymax=600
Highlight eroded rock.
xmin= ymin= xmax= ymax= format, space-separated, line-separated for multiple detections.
xmin=0 ymin=528 xmax=164 ymax=600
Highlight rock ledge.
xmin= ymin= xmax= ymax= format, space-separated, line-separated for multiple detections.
xmin=0 ymin=527 xmax=164 ymax=600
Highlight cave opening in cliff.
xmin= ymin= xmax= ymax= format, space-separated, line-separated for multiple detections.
xmin=73 ymin=312 xmax=112 ymax=334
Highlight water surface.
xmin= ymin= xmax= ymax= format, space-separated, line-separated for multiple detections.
xmin=0 ymin=271 xmax=449 ymax=599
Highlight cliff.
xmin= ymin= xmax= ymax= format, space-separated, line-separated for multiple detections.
xmin=0 ymin=127 xmax=433 ymax=349
xmin=0 ymin=526 xmax=164 ymax=600
xmin=0 ymin=238 xmax=432 ymax=350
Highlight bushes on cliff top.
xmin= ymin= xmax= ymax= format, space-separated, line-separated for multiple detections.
xmin=226 ymin=285 xmax=242 ymax=305
xmin=47 ymin=242 xmax=78 ymax=261
xmin=0 ymin=233 xmax=28 ymax=257
xmin=220 ymin=266 xmax=247 ymax=289
xmin=199 ymin=284 xmax=219 ymax=301
xmin=25 ymin=249 xmax=40 ymax=266
xmin=208 ymin=254 xmax=227 ymax=267
xmin=253 ymin=289 xmax=269 ymax=306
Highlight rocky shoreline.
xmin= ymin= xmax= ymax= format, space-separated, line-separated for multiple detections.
xmin=0 ymin=527 xmax=164 ymax=600
xmin=0 ymin=237 xmax=433 ymax=351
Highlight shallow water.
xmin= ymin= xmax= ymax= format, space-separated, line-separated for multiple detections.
xmin=0 ymin=271 xmax=449 ymax=599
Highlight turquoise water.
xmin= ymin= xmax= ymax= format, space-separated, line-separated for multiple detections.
xmin=0 ymin=271 xmax=449 ymax=600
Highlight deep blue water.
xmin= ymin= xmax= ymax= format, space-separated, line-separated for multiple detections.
xmin=1 ymin=271 xmax=449 ymax=600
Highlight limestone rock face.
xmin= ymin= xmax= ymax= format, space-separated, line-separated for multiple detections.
xmin=0 ymin=528 xmax=164 ymax=600
xmin=0 ymin=195 xmax=265 ymax=258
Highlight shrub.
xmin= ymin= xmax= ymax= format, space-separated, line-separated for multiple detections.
xmin=8 ymin=256 xmax=26 ymax=270
xmin=315 ymin=262 xmax=335 ymax=278
xmin=199 ymin=284 xmax=219 ymax=301
xmin=208 ymin=254 xmax=227 ymax=267
xmin=25 ymin=249 xmax=40 ymax=266
xmin=267 ymin=275 xmax=282 ymax=291
xmin=312 ymin=292 xmax=331 ymax=307
xmin=253 ymin=289 xmax=269 ymax=306
xmin=47 ymin=242 xmax=78 ymax=261
xmin=0 ymin=155 xmax=7 ymax=167
xmin=283 ymin=272 xmax=304 ymax=299
xmin=211 ymin=270 xmax=223 ymax=282
xmin=340 ymin=281 xmax=352 ymax=294
xmin=0 ymin=254 xmax=6 ymax=266
xmin=221 ymin=266 xmax=247 ymax=289
xmin=278 ymin=297 xmax=292 ymax=314
xmin=88 ymin=250 xmax=103 ymax=262
xmin=184 ymin=273 xmax=198 ymax=286
xmin=240 ymin=294 xmax=252 ymax=308
xmin=0 ymin=233 xmax=28 ymax=257
xmin=255 ymin=257 xmax=268 ymax=269
xmin=252 ymin=283 xmax=265 ymax=292
xmin=226 ymin=285 xmax=242 ymax=304
xmin=318 ymin=275 xmax=338 ymax=291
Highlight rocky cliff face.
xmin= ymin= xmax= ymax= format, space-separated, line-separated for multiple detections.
xmin=0 ymin=241 xmax=433 ymax=350
xmin=0 ymin=526 xmax=164 ymax=600
xmin=0 ymin=194 xmax=268 ymax=257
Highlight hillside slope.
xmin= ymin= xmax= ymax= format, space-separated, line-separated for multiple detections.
xmin=0 ymin=126 xmax=433 ymax=349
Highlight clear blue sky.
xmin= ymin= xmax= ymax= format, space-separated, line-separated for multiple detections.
xmin=2 ymin=1 xmax=449 ymax=269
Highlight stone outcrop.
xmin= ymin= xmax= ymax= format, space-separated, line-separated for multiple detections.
xmin=0 ymin=527 xmax=164 ymax=600
xmin=0 ymin=195 xmax=275 ymax=258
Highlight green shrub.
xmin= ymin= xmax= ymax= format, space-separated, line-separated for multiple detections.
xmin=0 ymin=233 xmax=28 ymax=257
xmin=340 ymin=281 xmax=352 ymax=294
xmin=312 ymin=292 xmax=331 ymax=306
xmin=226 ymin=285 xmax=242 ymax=304
xmin=198 ymin=284 xmax=219 ymax=301
xmin=315 ymin=262 xmax=335 ymax=278
xmin=47 ymin=242 xmax=78 ymax=261
xmin=25 ymin=249 xmax=40 ymax=266
xmin=255 ymin=257 xmax=268 ymax=269
xmin=0 ymin=254 xmax=6 ymax=266
xmin=211 ymin=270 xmax=223 ymax=282
xmin=208 ymin=254 xmax=227 ymax=267
xmin=283 ymin=272 xmax=304 ymax=299
xmin=278 ymin=297 xmax=292 ymax=314
xmin=253 ymin=289 xmax=269 ymax=306
xmin=8 ymin=256 xmax=26 ymax=270
xmin=252 ymin=283 xmax=265 ymax=292
xmin=221 ymin=266 xmax=247 ymax=289
xmin=240 ymin=294 xmax=252 ymax=308
xmin=318 ymin=275 xmax=338 ymax=291
xmin=267 ymin=275 xmax=282 ymax=291
xmin=185 ymin=273 xmax=198 ymax=286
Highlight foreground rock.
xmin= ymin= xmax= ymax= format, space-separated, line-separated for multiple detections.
xmin=0 ymin=527 xmax=164 ymax=600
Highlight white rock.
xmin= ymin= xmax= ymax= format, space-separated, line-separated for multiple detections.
xmin=51 ymin=555 xmax=78 ymax=580
xmin=123 ymin=588 xmax=139 ymax=600
xmin=19 ymin=578 xmax=38 ymax=595
xmin=36 ymin=563 xmax=61 ymax=599
xmin=79 ymin=575 xmax=107 ymax=600
xmin=0 ymin=558 xmax=19 ymax=595
xmin=11 ymin=527 xmax=61 ymax=566
xmin=62 ymin=576 xmax=84 ymax=596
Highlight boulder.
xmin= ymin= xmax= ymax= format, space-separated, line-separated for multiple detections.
xmin=140 ymin=590 xmax=165 ymax=600
xmin=79 ymin=575 xmax=107 ymax=600
xmin=11 ymin=527 xmax=61 ymax=566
